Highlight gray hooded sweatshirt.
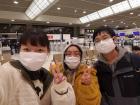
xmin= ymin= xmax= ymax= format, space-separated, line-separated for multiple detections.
xmin=97 ymin=47 xmax=140 ymax=105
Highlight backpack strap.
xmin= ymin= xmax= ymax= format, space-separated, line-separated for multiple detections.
xmin=10 ymin=60 xmax=53 ymax=99
xmin=124 ymin=52 xmax=140 ymax=70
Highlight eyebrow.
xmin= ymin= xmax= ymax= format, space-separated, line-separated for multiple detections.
xmin=66 ymin=50 xmax=80 ymax=52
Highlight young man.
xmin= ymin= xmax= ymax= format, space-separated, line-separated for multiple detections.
xmin=93 ymin=26 xmax=140 ymax=105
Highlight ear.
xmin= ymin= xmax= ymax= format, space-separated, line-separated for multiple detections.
xmin=112 ymin=36 xmax=117 ymax=41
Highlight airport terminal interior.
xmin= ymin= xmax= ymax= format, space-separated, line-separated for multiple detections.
xmin=0 ymin=0 xmax=140 ymax=68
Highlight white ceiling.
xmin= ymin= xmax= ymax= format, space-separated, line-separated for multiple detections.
xmin=0 ymin=0 xmax=139 ymax=29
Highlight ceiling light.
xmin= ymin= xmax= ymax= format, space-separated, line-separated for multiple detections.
xmin=111 ymin=1 xmax=130 ymax=13
xmin=46 ymin=21 xmax=50 ymax=24
xmin=126 ymin=26 xmax=128 ymax=27
xmin=123 ymin=23 xmax=126 ymax=24
xmin=109 ymin=0 xmax=114 ymax=3
xmin=48 ymin=0 xmax=55 ymax=3
xmin=86 ymin=24 xmax=90 ymax=27
xmin=104 ymin=24 xmax=107 ymax=27
xmin=83 ymin=11 xmax=87 ymax=14
xmin=74 ymin=10 xmax=77 ymax=13
xmin=120 ymin=21 xmax=123 ymax=23
xmin=128 ymin=0 xmax=140 ymax=8
xmin=79 ymin=0 xmax=133 ymax=24
xmin=69 ymin=23 xmax=72 ymax=25
xmin=13 ymin=1 xmax=19 ymax=4
xmin=87 ymin=12 xmax=100 ymax=21
xmin=11 ymin=19 xmax=15 ymax=22
xmin=103 ymin=20 xmax=106 ymax=22
xmin=98 ymin=7 xmax=113 ymax=18
xmin=138 ymin=14 xmax=140 ymax=16
xmin=132 ymin=22 xmax=136 ymax=25
xmin=116 ymin=25 xmax=119 ymax=28
xmin=111 ymin=20 xmax=114 ymax=22
xmin=80 ymin=16 xmax=90 ymax=23
xmin=57 ymin=7 xmax=61 ymax=10
xmin=130 ymin=12 xmax=134 ymax=15
xmin=25 ymin=0 xmax=58 ymax=19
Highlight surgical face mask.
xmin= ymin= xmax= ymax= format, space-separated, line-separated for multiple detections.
xmin=19 ymin=52 xmax=47 ymax=71
xmin=95 ymin=38 xmax=116 ymax=54
xmin=64 ymin=56 xmax=80 ymax=70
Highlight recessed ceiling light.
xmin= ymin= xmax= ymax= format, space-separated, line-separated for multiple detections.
xmin=109 ymin=0 xmax=114 ymax=3
xmin=132 ymin=22 xmax=136 ymax=25
xmin=126 ymin=26 xmax=128 ymax=27
xmin=103 ymin=20 xmax=106 ymax=22
xmin=116 ymin=25 xmax=119 ymax=28
xmin=46 ymin=21 xmax=50 ymax=24
xmin=74 ymin=10 xmax=77 ymax=13
xmin=130 ymin=12 xmax=134 ymax=15
xmin=104 ymin=24 xmax=107 ymax=27
xmin=57 ymin=7 xmax=61 ymax=10
xmin=138 ymin=14 xmax=140 ymax=16
xmin=83 ymin=11 xmax=86 ymax=14
xmin=11 ymin=19 xmax=15 ymax=22
xmin=13 ymin=1 xmax=19 ymax=4
xmin=111 ymin=20 xmax=114 ymax=22
xmin=123 ymin=23 xmax=126 ymax=24
xmin=120 ymin=21 xmax=123 ymax=23
xmin=69 ymin=23 xmax=72 ymax=25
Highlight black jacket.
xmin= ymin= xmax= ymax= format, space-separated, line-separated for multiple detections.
xmin=95 ymin=52 xmax=140 ymax=105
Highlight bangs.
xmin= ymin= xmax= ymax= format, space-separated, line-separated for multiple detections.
xmin=93 ymin=26 xmax=116 ymax=41
xmin=21 ymin=34 xmax=48 ymax=46
xmin=20 ymin=30 xmax=50 ymax=50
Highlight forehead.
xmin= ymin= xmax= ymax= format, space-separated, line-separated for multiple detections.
xmin=66 ymin=46 xmax=80 ymax=52
xmin=95 ymin=31 xmax=111 ymax=38
xmin=21 ymin=42 xmax=47 ymax=49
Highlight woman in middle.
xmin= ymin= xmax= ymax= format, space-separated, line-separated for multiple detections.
xmin=51 ymin=44 xmax=101 ymax=105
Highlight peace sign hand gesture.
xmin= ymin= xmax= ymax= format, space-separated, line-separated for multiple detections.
xmin=50 ymin=61 xmax=66 ymax=84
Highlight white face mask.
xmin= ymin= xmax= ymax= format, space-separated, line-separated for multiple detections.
xmin=64 ymin=56 xmax=80 ymax=70
xmin=19 ymin=52 xmax=47 ymax=71
xmin=95 ymin=38 xmax=116 ymax=54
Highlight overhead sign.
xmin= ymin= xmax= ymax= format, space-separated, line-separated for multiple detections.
xmin=63 ymin=34 xmax=71 ymax=41
xmin=47 ymin=34 xmax=61 ymax=40
xmin=133 ymin=31 xmax=140 ymax=36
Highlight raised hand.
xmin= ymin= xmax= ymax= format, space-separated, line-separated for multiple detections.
xmin=50 ymin=61 xmax=65 ymax=84
xmin=81 ymin=66 xmax=92 ymax=85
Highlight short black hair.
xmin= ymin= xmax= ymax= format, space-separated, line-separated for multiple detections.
xmin=93 ymin=26 xmax=116 ymax=41
xmin=20 ymin=28 xmax=50 ymax=51
xmin=132 ymin=46 xmax=140 ymax=51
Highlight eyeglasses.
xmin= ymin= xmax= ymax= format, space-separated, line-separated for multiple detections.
xmin=65 ymin=51 xmax=81 ymax=57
